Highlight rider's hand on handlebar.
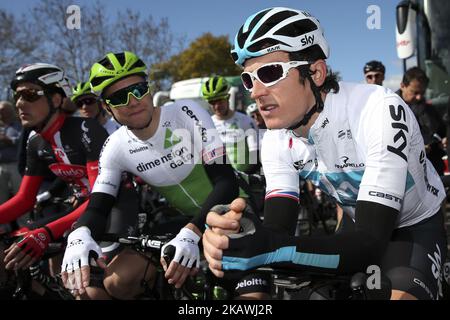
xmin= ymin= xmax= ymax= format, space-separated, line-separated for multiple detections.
xmin=60 ymin=227 xmax=106 ymax=297
xmin=160 ymin=225 xmax=201 ymax=289
xmin=3 ymin=227 xmax=51 ymax=270
xmin=203 ymin=198 xmax=246 ymax=278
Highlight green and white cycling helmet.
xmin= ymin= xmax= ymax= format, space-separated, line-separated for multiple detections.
xmin=71 ymin=81 xmax=92 ymax=102
xmin=246 ymin=103 xmax=258 ymax=116
xmin=231 ymin=7 xmax=329 ymax=67
xmin=201 ymin=76 xmax=230 ymax=103
xmin=89 ymin=51 xmax=148 ymax=96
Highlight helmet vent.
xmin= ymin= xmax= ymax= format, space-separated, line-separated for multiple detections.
xmin=274 ymin=19 xmax=317 ymax=37
xmin=90 ymin=75 xmax=113 ymax=87
xmin=98 ymin=57 xmax=114 ymax=70
xmin=237 ymin=26 xmax=246 ymax=48
xmin=129 ymin=59 xmax=145 ymax=70
xmin=115 ymin=52 xmax=126 ymax=66
xmin=252 ymin=10 xmax=296 ymax=40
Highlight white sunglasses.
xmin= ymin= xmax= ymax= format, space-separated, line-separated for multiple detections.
xmin=241 ymin=61 xmax=309 ymax=91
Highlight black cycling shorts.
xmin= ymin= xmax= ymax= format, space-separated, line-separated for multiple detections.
xmin=380 ymin=209 xmax=447 ymax=300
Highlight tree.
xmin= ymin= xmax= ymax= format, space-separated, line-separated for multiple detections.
xmin=0 ymin=10 xmax=42 ymax=100
xmin=0 ymin=0 xmax=182 ymax=97
xmin=151 ymin=33 xmax=241 ymax=86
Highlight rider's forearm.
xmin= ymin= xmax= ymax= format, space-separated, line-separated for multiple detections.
xmin=45 ymin=199 xmax=90 ymax=240
xmin=0 ymin=175 xmax=43 ymax=224
xmin=287 ymin=201 xmax=397 ymax=273
xmin=263 ymin=197 xmax=299 ymax=235
xmin=224 ymin=201 xmax=398 ymax=274
xmin=245 ymin=150 xmax=260 ymax=174
xmin=73 ymin=192 xmax=116 ymax=239
xmin=47 ymin=177 xmax=67 ymax=197
xmin=191 ymin=163 xmax=239 ymax=232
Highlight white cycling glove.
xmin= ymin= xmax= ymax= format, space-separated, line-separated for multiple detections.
xmin=61 ymin=226 xmax=103 ymax=273
xmin=162 ymin=227 xmax=200 ymax=268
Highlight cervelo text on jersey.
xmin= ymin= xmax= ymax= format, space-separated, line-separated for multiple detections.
xmin=262 ymin=82 xmax=444 ymax=228
xmin=93 ymin=100 xmax=225 ymax=215
xmin=181 ymin=105 xmax=207 ymax=142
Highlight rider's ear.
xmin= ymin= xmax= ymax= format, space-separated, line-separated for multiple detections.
xmin=310 ymin=60 xmax=327 ymax=87
xmin=101 ymin=101 xmax=113 ymax=116
xmin=50 ymin=92 xmax=63 ymax=109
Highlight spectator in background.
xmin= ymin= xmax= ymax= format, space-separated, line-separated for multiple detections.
xmin=0 ymin=101 xmax=22 ymax=204
xmin=363 ymin=60 xmax=385 ymax=86
xmin=398 ymin=67 xmax=446 ymax=175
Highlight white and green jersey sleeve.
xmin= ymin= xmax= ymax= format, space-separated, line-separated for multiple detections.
xmin=212 ymin=111 xmax=258 ymax=172
xmin=93 ymin=99 xmax=225 ymax=216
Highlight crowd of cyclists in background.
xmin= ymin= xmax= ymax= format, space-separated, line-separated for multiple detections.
xmin=0 ymin=6 xmax=449 ymax=301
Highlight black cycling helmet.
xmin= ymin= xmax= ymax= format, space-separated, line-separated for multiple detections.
xmin=10 ymin=63 xmax=72 ymax=97
xmin=363 ymin=60 xmax=386 ymax=74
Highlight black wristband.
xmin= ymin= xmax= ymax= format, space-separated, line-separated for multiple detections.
xmin=43 ymin=225 xmax=55 ymax=242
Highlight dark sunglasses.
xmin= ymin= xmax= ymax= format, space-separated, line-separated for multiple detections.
xmin=365 ymin=73 xmax=383 ymax=80
xmin=75 ymin=97 xmax=98 ymax=108
xmin=104 ymin=82 xmax=150 ymax=108
xmin=13 ymin=89 xmax=45 ymax=103
xmin=241 ymin=61 xmax=309 ymax=91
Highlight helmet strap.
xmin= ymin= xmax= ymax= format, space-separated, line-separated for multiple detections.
xmin=287 ymin=70 xmax=324 ymax=131
xmin=94 ymin=101 xmax=106 ymax=121
xmin=34 ymin=93 xmax=59 ymax=133
xmin=105 ymin=105 xmax=123 ymax=126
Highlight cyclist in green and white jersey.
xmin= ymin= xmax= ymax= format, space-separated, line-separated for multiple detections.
xmin=202 ymin=76 xmax=259 ymax=174
xmin=60 ymin=51 xmax=239 ymax=299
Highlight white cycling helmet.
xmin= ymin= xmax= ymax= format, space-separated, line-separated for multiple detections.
xmin=246 ymin=103 xmax=258 ymax=115
xmin=231 ymin=7 xmax=329 ymax=67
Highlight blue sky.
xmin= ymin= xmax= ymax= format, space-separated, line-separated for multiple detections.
xmin=0 ymin=0 xmax=404 ymax=89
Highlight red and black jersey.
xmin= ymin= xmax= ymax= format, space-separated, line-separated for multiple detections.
xmin=25 ymin=114 xmax=107 ymax=198
xmin=0 ymin=113 xmax=109 ymax=239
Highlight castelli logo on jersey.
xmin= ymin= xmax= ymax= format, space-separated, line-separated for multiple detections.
xmin=49 ymin=163 xmax=86 ymax=179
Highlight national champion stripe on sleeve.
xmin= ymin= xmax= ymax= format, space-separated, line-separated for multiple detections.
xmin=265 ymin=189 xmax=299 ymax=201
